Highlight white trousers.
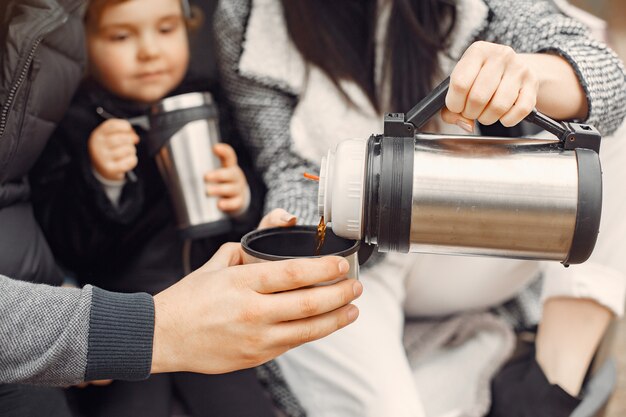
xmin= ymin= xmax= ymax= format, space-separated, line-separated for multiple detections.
xmin=277 ymin=253 xmax=425 ymax=417
xmin=278 ymin=249 xmax=625 ymax=417
xmin=277 ymin=253 xmax=543 ymax=417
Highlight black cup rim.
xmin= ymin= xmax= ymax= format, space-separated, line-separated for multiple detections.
xmin=241 ymin=226 xmax=360 ymax=261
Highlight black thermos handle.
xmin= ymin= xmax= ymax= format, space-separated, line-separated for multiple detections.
xmin=405 ymin=76 xmax=568 ymax=138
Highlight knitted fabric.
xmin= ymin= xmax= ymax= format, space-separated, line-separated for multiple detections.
xmin=214 ymin=1 xmax=626 ymax=415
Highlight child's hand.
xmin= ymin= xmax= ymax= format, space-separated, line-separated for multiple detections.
xmin=75 ymin=379 xmax=113 ymax=388
xmin=442 ymin=41 xmax=539 ymax=131
xmin=204 ymin=143 xmax=250 ymax=214
xmin=88 ymin=119 xmax=139 ymax=181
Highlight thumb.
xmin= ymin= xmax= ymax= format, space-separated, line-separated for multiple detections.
xmin=200 ymin=242 xmax=245 ymax=272
xmin=213 ymin=143 xmax=238 ymax=168
xmin=440 ymin=107 xmax=475 ymax=133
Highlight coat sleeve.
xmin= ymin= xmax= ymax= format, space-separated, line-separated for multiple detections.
xmin=0 ymin=275 xmax=153 ymax=386
xmin=480 ymin=0 xmax=626 ymax=135
xmin=29 ymin=104 xmax=145 ymax=273
xmin=214 ymin=0 xmax=320 ymax=225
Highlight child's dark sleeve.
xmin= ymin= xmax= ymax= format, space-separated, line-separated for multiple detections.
xmin=29 ymin=103 xmax=144 ymax=274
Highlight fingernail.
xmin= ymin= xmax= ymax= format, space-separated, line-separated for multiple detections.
xmin=353 ymin=281 xmax=363 ymax=297
xmin=338 ymin=259 xmax=350 ymax=274
xmin=347 ymin=305 xmax=359 ymax=322
xmin=281 ymin=214 xmax=296 ymax=223
xmin=456 ymin=120 xmax=474 ymax=133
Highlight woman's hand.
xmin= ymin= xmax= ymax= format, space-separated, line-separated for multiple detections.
xmin=442 ymin=41 xmax=539 ymax=131
xmin=258 ymin=208 xmax=297 ymax=229
xmin=442 ymin=41 xmax=588 ymax=131
xmin=88 ymin=119 xmax=139 ymax=181
xmin=204 ymin=143 xmax=250 ymax=214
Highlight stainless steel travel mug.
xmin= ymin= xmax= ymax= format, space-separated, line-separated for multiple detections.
xmin=148 ymin=92 xmax=230 ymax=238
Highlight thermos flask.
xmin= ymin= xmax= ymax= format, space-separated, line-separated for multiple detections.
xmin=317 ymin=78 xmax=602 ymax=265
xmin=146 ymin=92 xmax=231 ymax=239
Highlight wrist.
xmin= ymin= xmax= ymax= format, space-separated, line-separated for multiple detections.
xmin=92 ymin=168 xmax=127 ymax=186
xmin=151 ymin=292 xmax=182 ymax=374
xmin=521 ymin=52 xmax=588 ymax=120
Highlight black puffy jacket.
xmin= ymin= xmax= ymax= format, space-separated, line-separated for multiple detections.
xmin=0 ymin=0 xmax=86 ymax=284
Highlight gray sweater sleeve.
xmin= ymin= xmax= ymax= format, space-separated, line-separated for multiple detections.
xmin=0 ymin=275 xmax=154 ymax=386
xmin=480 ymin=0 xmax=626 ymax=135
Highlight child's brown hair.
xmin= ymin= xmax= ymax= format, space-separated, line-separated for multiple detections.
xmin=85 ymin=0 xmax=203 ymax=31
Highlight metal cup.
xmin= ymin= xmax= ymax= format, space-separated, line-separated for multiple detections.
xmin=148 ymin=92 xmax=230 ymax=239
xmin=241 ymin=226 xmax=360 ymax=282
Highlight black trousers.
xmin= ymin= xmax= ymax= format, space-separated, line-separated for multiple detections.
xmin=488 ymin=343 xmax=581 ymax=417
xmin=68 ymin=369 xmax=276 ymax=417
xmin=0 ymin=384 xmax=72 ymax=417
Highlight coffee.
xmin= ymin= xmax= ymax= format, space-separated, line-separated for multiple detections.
xmin=315 ymin=216 xmax=327 ymax=256
xmin=240 ymin=226 xmax=360 ymax=281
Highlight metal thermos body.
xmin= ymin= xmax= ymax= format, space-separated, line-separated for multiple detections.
xmin=319 ymin=77 xmax=602 ymax=265
xmin=148 ymin=92 xmax=230 ymax=239
xmin=318 ymin=134 xmax=601 ymax=265
xmin=408 ymin=135 xmax=578 ymax=260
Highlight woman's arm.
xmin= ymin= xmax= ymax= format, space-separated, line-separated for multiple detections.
xmin=213 ymin=0 xmax=320 ymax=225
xmin=481 ymin=0 xmax=626 ymax=135
xmin=522 ymin=52 xmax=587 ymax=121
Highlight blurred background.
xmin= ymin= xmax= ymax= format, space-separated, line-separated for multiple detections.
xmin=570 ymin=0 xmax=626 ymax=57
xmin=569 ymin=1 xmax=626 ymax=415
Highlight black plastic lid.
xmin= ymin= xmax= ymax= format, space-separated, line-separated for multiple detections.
xmin=375 ymin=136 xmax=414 ymax=252
xmin=145 ymin=104 xmax=218 ymax=156
xmin=563 ymin=148 xmax=602 ymax=265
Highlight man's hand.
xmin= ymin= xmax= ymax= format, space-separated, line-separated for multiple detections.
xmin=151 ymin=243 xmax=362 ymax=374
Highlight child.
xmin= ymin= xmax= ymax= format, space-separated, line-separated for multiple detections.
xmin=30 ymin=0 xmax=275 ymax=416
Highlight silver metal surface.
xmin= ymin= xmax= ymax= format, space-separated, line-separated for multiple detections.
xmin=152 ymin=92 xmax=226 ymax=230
xmin=408 ymin=134 xmax=579 ymax=260
xmin=242 ymin=250 xmax=360 ymax=281
xmin=154 ymin=91 xmax=214 ymax=113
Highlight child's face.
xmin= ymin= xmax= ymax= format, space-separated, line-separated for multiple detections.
xmin=86 ymin=0 xmax=190 ymax=104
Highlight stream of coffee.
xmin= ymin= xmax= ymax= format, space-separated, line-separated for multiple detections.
xmin=303 ymin=172 xmax=326 ymax=255
xmin=315 ymin=216 xmax=327 ymax=256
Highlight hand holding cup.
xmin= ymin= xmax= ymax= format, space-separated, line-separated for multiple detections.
xmin=151 ymin=243 xmax=362 ymax=374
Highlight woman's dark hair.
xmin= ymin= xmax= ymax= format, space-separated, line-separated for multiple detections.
xmin=281 ymin=0 xmax=456 ymax=113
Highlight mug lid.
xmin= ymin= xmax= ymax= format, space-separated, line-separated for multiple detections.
xmin=151 ymin=91 xmax=215 ymax=114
